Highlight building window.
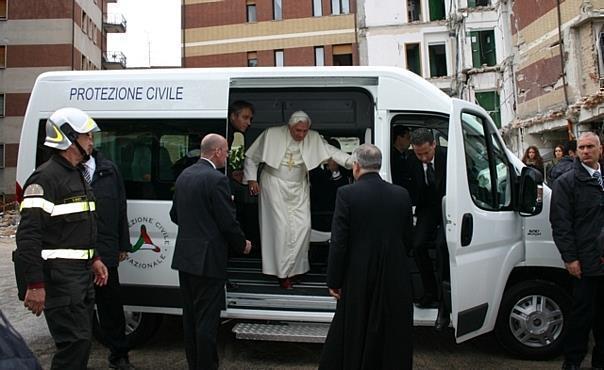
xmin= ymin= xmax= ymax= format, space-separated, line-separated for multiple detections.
xmin=470 ymin=30 xmax=496 ymax=67
xmin=428 ymin=44 xmax=447 ymax=77
xmin=81 ymin=55 xmax=87 ymax=70
xmin=81 ymin=11 xmax=87 ymax=32
xmin=313 ymin=0 xmax=323 ymax=16
xmin=475 ymin=91 xmax=501 ymax=128
xmin=246 ymin=2 xmax=256 ymax=22
xmin=429 ymin=0 xmax=445 ymax=21
xmin=0 ymin=93 xmax=4 ymax=117
xmin=408 ymin=0 xmax=421 ymax=22
xmin=468 ymin=0 xmax=490 ymax=7
xmin=405 ymin=43 xmax=421 ymax=75
xmin=0 ymin=144 xmax=4 ymax=169
xmin=274 ymin=50 xmax=284 ymax=66
xmin=0 ymin=45 xmax=5 ymax=68
xmin=0 ymin=0 xmax=7 ymax=19
xmin=332 ymin=44 xmax=352 ymax=66
xmin=247 ymin=52 xmax=257 ymax=67
xmin=315 ymin=47 xmax=325 ymax=66
xmin=273 ymin=0 xmax=282 ymax=20
xmin=331 ymin=0 xmax=349 ymax=15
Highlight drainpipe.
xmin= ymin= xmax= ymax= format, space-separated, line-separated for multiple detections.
xmin=556 ymin=0 xmax=569 ymax=107
xmin=181 ymin=0 xmax=186 ymax=67
xmin=71 ymin=0 xmax=75 ymax=70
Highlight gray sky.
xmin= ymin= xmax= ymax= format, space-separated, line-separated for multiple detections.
xmin=107 ymin=0 xmax=181 ymax=68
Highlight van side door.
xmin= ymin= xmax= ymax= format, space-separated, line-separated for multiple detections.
xmin=446 ymin=98 xmax=523 ymax=342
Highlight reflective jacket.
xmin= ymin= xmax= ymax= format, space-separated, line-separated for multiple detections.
xmin=16 ymin=154 xmax=97 ymax=287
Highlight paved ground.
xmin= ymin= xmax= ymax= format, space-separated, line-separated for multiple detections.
xmin=0 ymin=237 xmax=568 ymax=369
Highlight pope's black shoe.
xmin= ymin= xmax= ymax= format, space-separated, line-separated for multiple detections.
xmin=416 ymin=294 xmax=438 ymax=308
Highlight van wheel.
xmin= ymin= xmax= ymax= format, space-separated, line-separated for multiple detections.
xmin=93 ymin=311 xmax=163 ymax=349
xmin=495 ymin=280 xmax=571 ymax=360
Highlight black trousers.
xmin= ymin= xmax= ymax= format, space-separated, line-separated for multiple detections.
xmin=413 ymin=207 xmax=449 ymax=299
xmin=564 ymin=275 xmax=604 ymax=366
xmin=95 ymin=266 xmax=129 ymax=362
xmin=43 ymin=260 xmax=95 ymax=370
xmin=178 ymin=271 xmax=225 ymax=370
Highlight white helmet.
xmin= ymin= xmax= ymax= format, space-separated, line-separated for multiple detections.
xmin=44 ymin=107 xmax=100 ymax=150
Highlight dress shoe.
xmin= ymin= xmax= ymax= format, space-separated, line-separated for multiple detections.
xmin=416 ymin=294 xmax=438 ymax=308
xmin=279 ymin=278 xmax=293 ymax=289
xmin=434 ymin=307 xmax=451 ymax=332
xmin=560 ymin=362 xmax=580 ymax=370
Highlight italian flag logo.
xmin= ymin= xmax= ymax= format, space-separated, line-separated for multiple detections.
xmin=131 ymin=225 xmax=161 ymax=253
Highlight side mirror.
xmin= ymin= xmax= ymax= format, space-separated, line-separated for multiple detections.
xmin=518 ymin=166 xmax=543 ymax=216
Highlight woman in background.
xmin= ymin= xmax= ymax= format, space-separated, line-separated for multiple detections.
xmin=545 ymin=144 xmax=564 ymax=184
xmin=522 ymin=145 xmax=544 ymax=175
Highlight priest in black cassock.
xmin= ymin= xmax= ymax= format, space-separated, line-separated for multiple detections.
xmin=319 ymin=144 xmax=414 ymax=370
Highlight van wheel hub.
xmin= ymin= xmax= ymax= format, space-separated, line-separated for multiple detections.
xmin=508 ymin=295 xmax=563 ymax=348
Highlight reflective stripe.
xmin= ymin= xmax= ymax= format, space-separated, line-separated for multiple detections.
xmin=41 ymin=248 xmax=95 ymax=260
xmin=51 ymin=201 xmax=96 ymax=216
xmin=20 ymin=197 xmax=95 ymax=216
xmin=20 ymin=197 xmax=54 ymax=214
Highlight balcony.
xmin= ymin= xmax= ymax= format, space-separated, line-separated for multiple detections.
xmin=102 ymin=51 xmax=126 ymax=69
xmin=103 ymin=13 xmax=126 ymax=33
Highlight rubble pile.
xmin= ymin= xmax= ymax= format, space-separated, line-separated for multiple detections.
xmin=0 ymin=210 xmax=19 ymax=238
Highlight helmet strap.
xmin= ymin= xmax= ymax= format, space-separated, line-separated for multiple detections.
xmin=73 ymin=140 xmax=91 ymax=162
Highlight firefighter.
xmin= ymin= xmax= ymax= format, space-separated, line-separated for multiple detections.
xmin=15 ymin=107 xmax=108 ymax=370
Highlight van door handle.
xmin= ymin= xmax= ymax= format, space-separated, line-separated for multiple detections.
xmin=461 ymin=213 xmax=473 ymax=247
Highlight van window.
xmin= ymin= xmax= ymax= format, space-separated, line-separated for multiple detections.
xmin=461 ymin=112 xmax=511 ymax=210
xmin=36 ymin=118 xmax=226 ymax=201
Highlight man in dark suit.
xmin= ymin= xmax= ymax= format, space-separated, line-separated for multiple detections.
xmin=81 ymin=150 xmax=133 ymax=370
xmin=408 ymin=128 xmax=450 ymax=331
xmin=391 ymin=125 xmax=412 ymax=189
xmin=319 ymin=144 xmax=414 ymax=370
xmin=170 ymin=134 xmax=252 ymax=370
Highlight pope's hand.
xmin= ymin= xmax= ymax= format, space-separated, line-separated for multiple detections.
xmin=248 ymin=181 xmax=260 ymax=196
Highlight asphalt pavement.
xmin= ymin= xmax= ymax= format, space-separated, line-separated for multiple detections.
xmin=0 ymin=237 xmax=566 ymax=369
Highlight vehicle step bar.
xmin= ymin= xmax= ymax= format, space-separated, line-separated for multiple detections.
xmin=232 ymin=322 xmax=329 ymax=343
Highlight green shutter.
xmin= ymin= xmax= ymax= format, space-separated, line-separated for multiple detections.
xmin=429 ymin=0 xmax=445 ymax=21
xmin=468 ymin=0 xmax=476 ymax=7
xmin=470 ymin=31 xmax=481 ymax=68
xmin=475 ymin=91 xmax=501 ymax=128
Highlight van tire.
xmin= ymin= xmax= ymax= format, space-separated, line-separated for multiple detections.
xmin=495 ymin=280 xmax=571 ymax=360
xmin=93 ymin=311 xmax=163 ymax=349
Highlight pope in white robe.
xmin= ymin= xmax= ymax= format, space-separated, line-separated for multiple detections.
xmin=244 ymin=111 xmax=353 ymax=287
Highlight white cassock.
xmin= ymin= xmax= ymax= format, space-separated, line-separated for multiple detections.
xmin=244 ymin=125 xmax=352 ymax=278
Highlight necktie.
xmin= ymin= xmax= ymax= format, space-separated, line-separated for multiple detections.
xmin=594 ymin=171 xmax=603 ymax=190
xmin=79 ymin=164 xmax=91 ymax=184
xmin=426 ymin=162 xmax=436 ymax=186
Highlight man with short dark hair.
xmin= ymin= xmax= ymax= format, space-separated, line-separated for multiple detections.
xmin=170 ymin=134 xmax=251 ymax=370
xmin=319 ymin=144 xmax=414 ymax=369
xmin=550 ymin=132 xmax=604 ymax=370
xmin=408 ymin=127 xmax=450 ymax=331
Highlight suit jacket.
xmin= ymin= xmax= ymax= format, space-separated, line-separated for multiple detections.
xmin=407 ymin=146 xmax=447 ymax=212
xmin=321 ymin=172 xmax=413 ymax=369
xmin=170 ymin=159 xmax=246 ymax=279
xmin=91 ymin=151 xmax=130 ymax=268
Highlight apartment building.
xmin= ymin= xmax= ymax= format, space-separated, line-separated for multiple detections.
xmin=503 ymin=0 xmax=604 ymax=155
xmin=182 ymin=0 xmax=358 ymax=67
xmin=357 ymin=0 xmax=513 ymax=129
xmin=0 ymin=0 xmax=126 ymax=196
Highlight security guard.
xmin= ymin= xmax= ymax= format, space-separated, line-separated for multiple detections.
xmin=15 ymin=107 xmax=108 ymax=370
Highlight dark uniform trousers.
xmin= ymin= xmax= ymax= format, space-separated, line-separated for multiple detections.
xmin=565 ymin=275 xmax=604 ymax=366
xmin=43 ymin=260 xmax=95 ymax=370
xmin=178 ymin=271 xmax=225 ymax=370
xmin=95 ymin=266 xmax=129 ymax=362
xmin=413 ymin=206 xmax=449 ymax=299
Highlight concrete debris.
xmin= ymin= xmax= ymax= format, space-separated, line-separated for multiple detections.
xmin=0 ymin=210 xmax=19 ymax=238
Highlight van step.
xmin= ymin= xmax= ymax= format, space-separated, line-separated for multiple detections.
xmin=232 ymin=322 xmax=329 ymax=343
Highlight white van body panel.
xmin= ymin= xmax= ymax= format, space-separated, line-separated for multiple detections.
xmin=17 ymin=67 xmax=563 ymax=348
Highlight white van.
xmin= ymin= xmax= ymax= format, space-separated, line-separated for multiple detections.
xmin=17 ymin=66 xmax=567 ymax=359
